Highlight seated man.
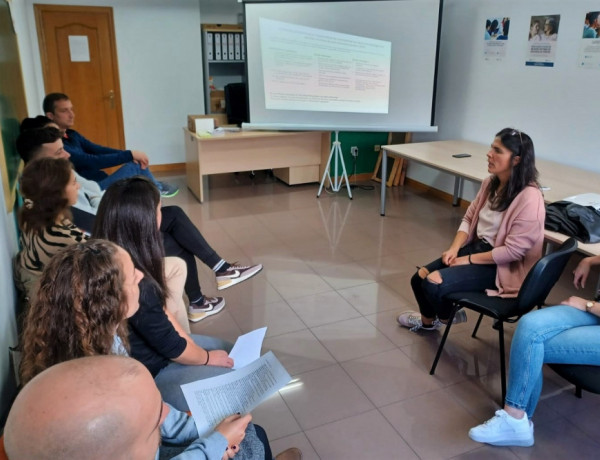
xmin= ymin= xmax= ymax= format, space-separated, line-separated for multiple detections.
xmin=15 ymin=125 xmax=263 ymax=320
xmin=3 ymin=355 xmax=301 ymax=460
xmin=43 ymin=92 xmax=178 ymax=197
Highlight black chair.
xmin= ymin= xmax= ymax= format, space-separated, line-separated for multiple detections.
xmin=429 ymin=237 xmax=578 ymax=404
xmin=548 ymin=364 xmax=600 ymax=398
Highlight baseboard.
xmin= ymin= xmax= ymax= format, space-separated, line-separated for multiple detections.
xmin=149 ymin=163 xmax=186 ymax=173
xmin=404 ymin=177 xmax=470 ymax=208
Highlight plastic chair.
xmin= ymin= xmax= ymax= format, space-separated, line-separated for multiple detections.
xmin=429 ymin=237 xmax=578 ymax=404
xmin=548 ymin=364 xmax=600 ymax=398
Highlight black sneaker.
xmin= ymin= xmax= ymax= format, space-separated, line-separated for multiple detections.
xmin=188 ymin=296 xmax=225 ymax=322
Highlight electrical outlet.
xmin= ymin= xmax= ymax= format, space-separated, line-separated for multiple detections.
xmin=350 ymin=146 xmax=358 ymax=157
xmin=374 ymin=145 xmax=381 ymax=152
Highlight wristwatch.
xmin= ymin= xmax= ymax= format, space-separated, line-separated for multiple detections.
xmin=586 ymin=301 xmax=595 ymax=311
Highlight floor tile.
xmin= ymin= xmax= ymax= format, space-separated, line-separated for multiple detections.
xmin=269 ymin=432 xmax=320 ymax=460
xmin=338 ymin=282 xmax=412 ymax=315
xmin=287 ymin=291 xmax=361 ymax=327
xmin=278 ymin=364 xmax=374 ymax=430
xmin=342 ymin=348 xmax=443 ymax=407
xmin=305 ymin=410 xmax=418 ymax=460
xmin=380 ymin=389 xmax=481 ymax=460
xmin=311 ymin=317 xmax=396 ymax=362
xmin=263 ymin=329 xmax=336 ymax=376
xmin=228 ymin=300 xmax=306 ymax=338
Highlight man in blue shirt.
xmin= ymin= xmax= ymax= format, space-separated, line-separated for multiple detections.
xmin=44 ymin=92 xmax=178 ymax=197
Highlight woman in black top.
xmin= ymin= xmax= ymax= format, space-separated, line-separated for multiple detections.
xmin=93 ymin=177 xmax=234 ymax=411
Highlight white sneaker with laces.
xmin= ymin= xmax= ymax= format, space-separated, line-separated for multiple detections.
xmin=469 ymin=409 xmax=534 ymax=447
xmin=397 ymin=311 xmax=441 ymax=332
xmin=216 ymin=263 xmax=263 ymax=290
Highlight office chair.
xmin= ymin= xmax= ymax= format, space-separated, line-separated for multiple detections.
xmin=429 ymin=237 xmax=578 ymax=404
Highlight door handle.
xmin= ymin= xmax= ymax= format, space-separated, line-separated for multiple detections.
xmin=106 ymin=90 xmax=115 ymax=109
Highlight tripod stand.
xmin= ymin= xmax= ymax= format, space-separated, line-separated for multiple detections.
xmin=317 ymin=131 xmax=353 ymax=199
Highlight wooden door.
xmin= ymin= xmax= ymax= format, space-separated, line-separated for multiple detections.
xmin=35 ymin=4 xmax=125 ymax=149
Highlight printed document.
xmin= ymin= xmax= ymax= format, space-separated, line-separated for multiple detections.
xmin=181 ymin=351 xmax=291 ymax=437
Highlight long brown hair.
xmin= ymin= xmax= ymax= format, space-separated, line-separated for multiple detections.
xmin=18 ymin=157 xmax=73 ymax=235
xmin=19 ymin=240 xmax=130 ymax=385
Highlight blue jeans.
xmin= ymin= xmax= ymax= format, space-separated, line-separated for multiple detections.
xmin=411 ymin=240 xmax=497 ymax=320
xmin=98 ymin=161 xmax=161 ymax=190
xmin=505 ymin=306 xmax=600 ymax=417
xmin=154 ymin=334 xmax=234 ymax=412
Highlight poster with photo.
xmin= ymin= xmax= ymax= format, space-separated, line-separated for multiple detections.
xmin=578 ymin=11 xmax=600 ymax=69
xmin=484 ymin=16 xmax=509 ymax=61
xmin=526 ymin=14 xmax=560 ymax=67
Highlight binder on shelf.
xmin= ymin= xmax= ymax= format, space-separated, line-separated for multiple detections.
xmin=234 ymin=33 xmax=241 ymax=60
xmin=228 ymin=33 xmax=235 ymax=60
xmin=214 ymin=32 xmax=222 ymax=60
xmin=221 ymin=33 xmax=228 ymax=61
xmin=241 ymin=34 xmax=245 ymax=60
xmin=206 ymin=32 xmax=214 ymax=60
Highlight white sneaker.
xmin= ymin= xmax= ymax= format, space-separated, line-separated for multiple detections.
xmin=397 ymin=311 xmax=441 ymax=332
xmin=469 ymin=409 xmax=534 ymax=447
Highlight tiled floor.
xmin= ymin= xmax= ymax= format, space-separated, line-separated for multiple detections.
xmin=160 ymin=170 xmax=600 ymax=459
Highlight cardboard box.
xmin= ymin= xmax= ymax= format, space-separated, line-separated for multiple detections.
xmin=187 ymin=114 xmax=228 ymax=132
xmin=210 ymin=90 xmax=226 ymax=114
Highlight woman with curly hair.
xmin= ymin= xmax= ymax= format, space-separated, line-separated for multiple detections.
xmin=16 ymin=157 xmax=86 ymax=299
xmin=19 ymin=239 xmax=143 ymax=385
xmin=17 ymin=241 xmax=282 ymax=460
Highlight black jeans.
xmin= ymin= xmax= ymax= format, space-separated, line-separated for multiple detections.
xmin=161 ymin=206 xmax=223 ymax=302
xmin=72 ymin=205 xmax=224 ymax=302
xmin=411 ymin=240 xmax=497 ymax=321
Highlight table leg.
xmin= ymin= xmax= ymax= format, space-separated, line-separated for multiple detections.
xmin=452 ymin=176 xmax=462 ymax=207
xmin=380 ymin=149 xmax=388 ymax=216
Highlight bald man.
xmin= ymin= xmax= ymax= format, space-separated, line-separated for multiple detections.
xmin=3 ymin=356 xmax=252 ymax=460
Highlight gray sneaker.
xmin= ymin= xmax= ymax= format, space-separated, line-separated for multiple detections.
xmin=188 ymin=296 xmax=225 ymax=322
xmin=397 ymin=311 xmax=441 ymax=332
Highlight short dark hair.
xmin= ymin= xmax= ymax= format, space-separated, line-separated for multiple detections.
xmin=20 ymin=116 xmax=54 ymax=132
xmin=93 ymin=177 xmax=167 ymax=303
xmin=16 ymin=127 xmax=63 ymax=163
xmin=43 ymin=93 xmax=70 ymax=114
xmin=587 ymin=12 xmax=600 ymax=24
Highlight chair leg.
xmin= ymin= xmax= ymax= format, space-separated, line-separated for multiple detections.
xmin=498 ymin=321 xmax=506 ymax=405
xmin=430 ymin=307 xmax=457 ymax=375
xmin=472 ymin=313 xmax=484 ymax=338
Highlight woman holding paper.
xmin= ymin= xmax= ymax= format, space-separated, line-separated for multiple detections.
xmin=18 ymin=240 xmax=293 ymax=460
xmin=93 ymin=177 xmax=235 ymax=412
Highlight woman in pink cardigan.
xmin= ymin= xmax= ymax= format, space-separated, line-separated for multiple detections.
xmin=398 ymin=128 xmax=545 ymax=331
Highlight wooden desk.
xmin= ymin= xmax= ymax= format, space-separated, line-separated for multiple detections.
xmin=379 ymin=140 xmax=600 ymax=256
xmin=184 ymin=129 xmax=330 ymax=202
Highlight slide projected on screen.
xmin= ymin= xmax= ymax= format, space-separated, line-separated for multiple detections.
xmin=260 ymin=18 xmax=391 ymax=114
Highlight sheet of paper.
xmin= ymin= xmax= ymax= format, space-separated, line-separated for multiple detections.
xmin=229 ymin=327 xmax=267 ymax=369
xmin=564 ymin=193 xmax=600 ymax=211
xmin=181 ymin=351 xmax=291 ymax=437
xmin=68 ymin=35 xmax=90 ymax=62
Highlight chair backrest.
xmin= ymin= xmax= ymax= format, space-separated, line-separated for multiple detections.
xmin=515 ymin=238 xmax=578 ymax=314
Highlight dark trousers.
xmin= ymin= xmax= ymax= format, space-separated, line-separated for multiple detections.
xmin=411 ymin=240 xmax=497 ymax=321
xmin=160 ymin=206 xmax=223 ymax=302
xmin=73 ymin=205 xmax=223 ymax=302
